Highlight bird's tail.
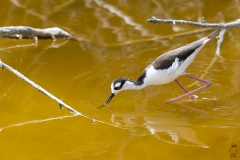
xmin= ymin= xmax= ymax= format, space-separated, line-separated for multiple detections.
xmin=207 ymin=28 xmax=221 ymax=38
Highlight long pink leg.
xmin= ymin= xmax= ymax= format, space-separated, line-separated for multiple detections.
xmin=164 ymin=73 xmax=211 ymax=104
xmin=175 ymin=79 xmax=189 ymax=93
xmin=175 ymin=79 xmax=195 ymax=99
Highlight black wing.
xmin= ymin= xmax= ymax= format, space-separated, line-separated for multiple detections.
xmin=135 ymin=70 xmax=147 ymax=85
xmin=152 ymin=37 xmax=207 ymax=70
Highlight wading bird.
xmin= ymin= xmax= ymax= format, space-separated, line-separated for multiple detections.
xmin=99 ymin=29 xmax=220 ymax=108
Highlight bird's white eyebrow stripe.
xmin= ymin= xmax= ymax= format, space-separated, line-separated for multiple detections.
xmin=114 ymin=82 xmax=121 ymax=87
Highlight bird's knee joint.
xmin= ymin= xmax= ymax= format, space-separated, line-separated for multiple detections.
xmin=206 ymin=82 xmax=211 ymax=88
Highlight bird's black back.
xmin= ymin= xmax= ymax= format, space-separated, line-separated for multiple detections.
xmin=151 ymin=37 xmax=207 ymax=70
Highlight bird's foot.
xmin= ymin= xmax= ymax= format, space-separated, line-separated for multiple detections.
xmin=190 ymin=95 xmax=198 ymax=100
xmin=162 ymin=95 xmax=198 ymax=105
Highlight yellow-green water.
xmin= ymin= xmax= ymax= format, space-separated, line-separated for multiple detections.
xmin=0 ymin=0 xmax=240 ymax=159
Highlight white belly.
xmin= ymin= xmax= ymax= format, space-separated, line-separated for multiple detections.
xmin=143 ymin=52 xmax=197 ymax=87
xmin=144 ymin=64 xmax=181 ymax=86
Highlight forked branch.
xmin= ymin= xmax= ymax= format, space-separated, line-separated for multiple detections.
xmin=147 ymin=17 xmax=240 ymax=28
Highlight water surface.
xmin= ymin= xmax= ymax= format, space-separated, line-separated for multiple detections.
xmin=0 ymin=0 xmax=240 ymax=159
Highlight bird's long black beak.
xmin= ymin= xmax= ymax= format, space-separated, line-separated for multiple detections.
xmin=98 ymin=93 xmax=115 ymax=109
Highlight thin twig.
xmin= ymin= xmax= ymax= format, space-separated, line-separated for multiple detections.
xmin=0 ymin=115 xmax=76 ymax=132
xmin=0 ymin=59 xmax=81 ymax=116
xmin=0 ymin=115 xmax=127 ymax=132
xmin=147 ymin=17 xmax=240 ymax=28
xmin=0 ymin=115 xmax=130 ymax=132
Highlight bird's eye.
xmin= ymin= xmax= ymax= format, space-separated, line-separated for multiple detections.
xmin=114 ymin=87 xmax=120 ymax=90
xmin=113 ymin=82 xmax=121 ymax=90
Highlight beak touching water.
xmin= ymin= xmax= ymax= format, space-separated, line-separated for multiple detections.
xmin=98 ymin=93 xmax=115 ymax=109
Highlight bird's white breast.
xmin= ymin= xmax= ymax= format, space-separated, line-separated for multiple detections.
xmin=143 ymin=38 xmax=209 ymax=87
xmin=143 ymin=58 xmax=182 ymax=86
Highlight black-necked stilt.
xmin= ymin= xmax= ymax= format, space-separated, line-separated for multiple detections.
xmin=99 ymin=29 xmax=220 ymax=108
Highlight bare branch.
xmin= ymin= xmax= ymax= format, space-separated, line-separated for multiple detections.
xmin=0 ymin=60 xmax=130 ymax=129
xmin=0 ymin=59 xmax=81 ymax=116
xmin=216 ymin=28 xmax=227 ymax=55
xmin=146 ymin=17 xmax=240 ymax=28
xmin=0 ymin=26 xmax=71 ymax=41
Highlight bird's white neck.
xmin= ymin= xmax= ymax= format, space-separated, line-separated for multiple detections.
xmin=123 ymin=80 xmax=145 ymax=90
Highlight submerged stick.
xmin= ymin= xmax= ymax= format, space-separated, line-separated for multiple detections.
xmin=0 ymin=43 xmax=35 ymax=51
xmin=0 ymin=115 xmax=76 ymax=132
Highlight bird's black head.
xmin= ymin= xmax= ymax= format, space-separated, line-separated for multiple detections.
xmin=111 ymin=78 xmax=129 ymax=91
xmin=98 ymin=78 xmax=129 ymax=109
